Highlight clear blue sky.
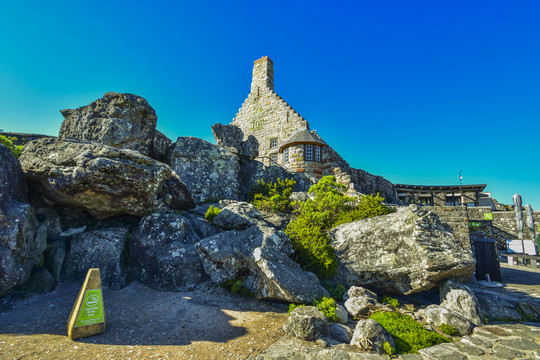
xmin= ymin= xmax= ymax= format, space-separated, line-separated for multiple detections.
xmin=1 ymin=1 xmax=538 ymax=208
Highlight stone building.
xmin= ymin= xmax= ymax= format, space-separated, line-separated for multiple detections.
xmin=229 ymin=56 xmax=398 ymax=202
xmin=394 ymin=184 xmax=489 ymax=207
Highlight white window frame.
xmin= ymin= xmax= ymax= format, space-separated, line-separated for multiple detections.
xmin=305 ymin=145 xmax=313 ymax=161
xmin=315 ymin=146 xmax=321 ymax=162
xmin=283 ymin=148 xmax=289 ymax=163
xmin=271 ymin=154 xmax=277 ymax=164
xmin=270 ymin=138 xmax=277 ymax=148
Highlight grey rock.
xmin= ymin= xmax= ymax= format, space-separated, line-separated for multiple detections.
xmin=59 ymin=92 xmax=157 ymax=156
xmin=335 ymin=304 xmax=348 ymax=323
xmin=329 ymin=206 xmax=476 ymax=294
xmin=344 ymin=286 xmax=378 ymax=301
xmin=211 ymin=123 xmax=244 ymax=150
xmin=476 ymin=294 xmax=521 ymax=321
xmin=212 ymin=201 xmax=263 ymax=230
xmin=43 ymin=238 xmax=67 ymax=280
xmin=19 ymin=267 xmax=55 ymax=293
xmin=130 ymin=213 xmax=207 ymax=291
xmin=345 ymin=296 xmax=380 ymax=318
xmin=240 ymin=135 xmax=259 ymax=159
xmin=517 ymin=302 xmax=540 ymax=321
xmin=59 ymin=226 xmax=87 ymax=237
xmin=440 ymin=279 xmax=483 ymax=326
xmin=0 ymin=146 xmax=47 ymax=295
xmin=20 ymin=138 xmax=193 ymax=219
xmin=418 ymin=344 xmax=466 ymax=360
xmin=417 ymin=304 xmax=475 ymax=336
xmin=167 ymin=137 xmax=241 ymax=203
xmin=155 ymin=172 xmax=196 ymax=211
xmin=181 ymin=213 xmax=222 ymax=239
xmin=290 ymin=191 xmax=309 ymax=202
xmin=350 ymin=318 xmax=395 ymax=354
xmin=195 ymin=225 xmax=328 ymax=303
xmin=330 ymin=323 xmax=354 ymax=344
xmin=283 ymin=306 xmax=330 ymax=341
xmin=63 ymin=227 xmax=129 ymax=289
xmin=150 ymin=130 xmax=172 ymax=162
xmin=491 ymin=343 xmax=526 ymax=359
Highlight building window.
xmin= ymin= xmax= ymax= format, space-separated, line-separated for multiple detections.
xmin=283 ymin=148 xmax=289 ymax=163
xmin=445 ymin=197 xmax=461 ymax=206
xmin=305 ymin=145 xmax=313 ymax=161
xmin=270 ymin=138 xmax=277 ymax=148
xmin=271 ymin=154 xmax=277 ymax=164
xmin=315 ymin=146 xmax=321 ymax=161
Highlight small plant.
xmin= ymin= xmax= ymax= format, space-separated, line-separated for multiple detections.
xmin=221 ymin=279 xmax=254 ymax=298
xmin=381 ymin=295 xmax=400 ymax=308
xmin=314 ymin=296 xmax=338 ymax=322
xmin=251 ymin=178 xmax=296 ymax=213
xmin=0 ymin=135 xmax=23 ymax=158
xmin=205 ymin=205 xmax=221 ymax=222
xmin=370 ymin=311 xmax=450 ymax=354
xmin=439 ymin=323 xmax=458 ymax=336
xmin=516 ymin=307 xmax=539 ymax=322
xmin=288 ymin=303 xmax=305 ymax=314
xmin=325 ymin=282 xmax=346 ymax=301
xmin=383 ymin=341 xmax=397 ymax=356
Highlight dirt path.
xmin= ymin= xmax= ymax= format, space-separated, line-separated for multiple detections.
xmin=0 ymin=282 xmax=289 ymax=359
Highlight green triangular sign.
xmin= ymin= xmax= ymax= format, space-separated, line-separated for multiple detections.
xmin=75 ymin=289 xmax=104 ymax=327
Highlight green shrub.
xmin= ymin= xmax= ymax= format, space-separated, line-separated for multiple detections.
xmin=383 ymin=341 xmax=397 ymax=356
xmin=205 ymin=205 xmax=221 ymax=222
xmin=370 ymin=311 xmax=450 ymax=354
xmin=288 ymin=303 xmax=305 ymax=314
xmin=251 ymin=178 xmax=296 ymax=213
xmin=0 ymin=135 xmax=23 ymax=158
xmin=285 ymin=176 xmax=393 ymax=278
xmin=380 ymin=295 xmax=400 ymax=308
xmin=221 ymin=279 xmax=254 ymax=298
xmin=314 ymin=296 xmax=338 ymax=322
xmin=325 ymin=282 xmax=347 ymax=301
xmin=439 ymin=323 xmax=458 ymax=336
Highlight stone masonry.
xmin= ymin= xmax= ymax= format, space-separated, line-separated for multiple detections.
xmin=230 ymin=56 xmax=398 ymax=203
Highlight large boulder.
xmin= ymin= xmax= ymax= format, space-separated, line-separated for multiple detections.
xmin=212 ymin=201 xmax=264 ymax=230
xmin=440 ymin=279 xmax=483 ymax=326
xmin=0 ymin=145 xmax=48 ymax=295
xmin=63 ymin=227 xmax=130 ymax=289
xmin=350 ymin=318 xmax=395 ymax=354
xmin=283 ymin=306 xmax=330 ymax=341
xmin=167 ymin=137 xmax=241 ymax=203
xmin=130 ymin=213 xmax=208 ymax=290
xmin=417 ymin=305 xmax=475 ymax=336
xmin=211 ymin=124 xmax=259 ymax=159
xmin=59 ymin=92 xmax=157 ymax=156
xmin=195 ymin=225 xmax=328 ymax=303
xmin=329 ymin=205 xmax=476 ymax=295
xmin=19 ymin=138 xmax=194 ymax=219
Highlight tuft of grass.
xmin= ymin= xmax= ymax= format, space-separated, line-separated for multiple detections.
xmin=288 ymin=303 xmax=305 ymax=314
xmin=439 ymin=323 xmax=458 ymax=336
xmin=383 ymin=341 xmax=397 ymax=356
xmin=205 ymin=205 xmax=221 ymax=222
xmin=220 ymin=279 xmax=254 ymax=298
xmin=370 ymin=311 xmax=450 ymax=354
xmin=314 ymin=297 xmax=338 ymax=322
xmin=325 ymin=282 xmax=347 ymax=301
xmin=381 ymin=295 xmax=400 ymax=308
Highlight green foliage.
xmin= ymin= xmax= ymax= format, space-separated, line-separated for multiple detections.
xmin=205 ymin=205 xmax=221 ymax=222
xmin=380 ymin=295 xmax=400 ymax=308
xmin=285 ymin=176 xmax=393 ymax=278
xmin=288 ymin=303 xmax=305 ymax=314
xmin=221 ymin=279 xmax=254 ymax=298
xmin=516 ymin=307 xmax=539 ymax=322
xmin=439 ymin=323 xmax=458 ymax=336
xmin=370 ymin=311 xmax=450 ymax=354
xmin=325 ymin=282 xmax=347 ymax=301
xmin=383 ymin=341 xmax=397 ymax=356
xmin=314 ymin=296 xmax=338 ymax=322
xmin=0 ymin=135 xmax=23 ymax=158
xmin=251 ymin=178 xmax=296 ymax=213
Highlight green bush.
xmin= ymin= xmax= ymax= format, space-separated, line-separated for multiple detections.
xmin=383 ymin=341 xmax=397 ymax=356
xmin=251 ymin=178 xmax=296 ymax=213
xmin=439 ymin=323 xmax=458 ymax=336
xmin=285 ymin=176 xmax=393 ymax=278
xmin=0 ymin=135 xmax=23 ymax=158
xmin=380 ymin=295 xmax=400 ymax=308
xmin=221 ymin=279 xmax=254 ymax=298
xmin=288 ymin=303 xmax=305 ymax=314
xmin=314 ymin=296 xmax=338 ymax=322
xmin=325 ymin=282 xmax=347 ymax=301
xmin=370 ymin=311 xmax=450 ymax=354
xmin=205 ymin=205 xmax=221 ymax=222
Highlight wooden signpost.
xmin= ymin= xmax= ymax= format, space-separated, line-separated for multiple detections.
xmin=67 ymin=268 xmax=106 ymax=340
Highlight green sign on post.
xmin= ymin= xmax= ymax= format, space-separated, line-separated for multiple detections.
xmin=484 ymin=213 xmax=493 ymax=220
xmin=75 ymin=289 xmax=104 ymax=327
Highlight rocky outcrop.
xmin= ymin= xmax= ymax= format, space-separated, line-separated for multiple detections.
xmin=350 ymin=319 xmax=395 ymax=354
xmin=150 ymin=130 xmax=172 ymax=162
xmin=195 ymin=224 xmax=328 ymax=303
xmin=130 ymin=213 xmax=208 ymax=291
xmin=440 ymin=280 xmax=483 ymax=326
xmin=211 ymin=123 xmax=259 ymax=159
xmin=329 ymin=205 xmax=476 ymax=294
xmin=167 ymin=137 xmax=241 ymax=203
xmin=344 ymin=286 xmax=380 ymax=318
xmin=417 ymin=305 xmax=475 ymax=336
xmin=63 ymin=227 xmax=130 ymax=289
xmin=0 ymin=145 xmax=47 ymax=295
xmin=283 ymin=306 xmax=330 ymax=341
xmin=212 ymin=201 xmax=264 ymax=230
xmin=19 ymin=138 xmax=194 ymax=219
xmin=59 ymin=92 xmax=157 ymax=157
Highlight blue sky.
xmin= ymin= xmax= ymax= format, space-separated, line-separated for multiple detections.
xmin=1 ymin=1 xmax=538 ymax=208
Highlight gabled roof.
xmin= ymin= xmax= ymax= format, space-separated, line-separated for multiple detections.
xmin=279 ymin=129 xmax=328 ymax=153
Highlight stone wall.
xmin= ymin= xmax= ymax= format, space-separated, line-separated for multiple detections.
xmin=230 ymin=56 xmax=398 ymax=203
xmin=429 ymin=206 xmax=471 ymax=251
xmin=468 ymin=207 xmax=540 ymax=241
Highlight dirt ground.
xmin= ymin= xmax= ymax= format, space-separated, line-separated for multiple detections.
xmin=0 ymin=281 xmax=289 ymax=360
xmin=1 ymin=263 xmax=539 ymax=360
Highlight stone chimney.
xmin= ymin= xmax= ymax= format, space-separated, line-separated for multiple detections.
xmin=251 ymin=56 xmax=274 ymax=93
